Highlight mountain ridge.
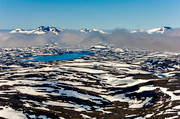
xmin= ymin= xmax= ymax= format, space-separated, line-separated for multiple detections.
xmin=10 ymin=26 xmax=108 ymax=35
xmin=131 ymin=26 xmax=172 ymax=34
xmin=9 ymin=26 xmax=173 ymax=35
xmin=10 ymin=26 xmax=64 ymax=35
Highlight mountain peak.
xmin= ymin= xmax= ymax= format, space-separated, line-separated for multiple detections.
xmin=80 ymin=28 xmax=107 ymax=34
xmin=162 ymin=26 xmax=172 ymax=29
xmin=131 ymin=26 xmax=172 ymax=34
xmin=146 ymin=26 xmax=172 ymax=34
xmin=10 ymin=26 xmax=64 ymax=35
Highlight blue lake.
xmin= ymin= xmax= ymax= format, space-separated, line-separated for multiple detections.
xmin=25 ymin=51 xmax=94 ymax=62
xmin=157 ymin=74 xmax=167 ymax=78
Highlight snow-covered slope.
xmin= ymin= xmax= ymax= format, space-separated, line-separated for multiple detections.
xmin=10 ymin=28 xmax=33 ymax=34
xmin=80 ymin=28 xmax=108 ymax=34
xmin=131 ymin=26 xmax=172 ymax=34
xmin=0 ymin=46 xmax=179 ymax=119
xmin=10 ymin=26 xmax=64 ymax=35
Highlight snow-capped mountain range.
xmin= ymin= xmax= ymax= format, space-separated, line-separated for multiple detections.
xmin=10 ymin=26 xmax=108 ymax=35
xmin=10 ymin=26 xmax=172 ymax=35
xmin=10 ymin=26 xmax=64 ymax=35
xmin=131 ymin=26 xmax=172 ymax=34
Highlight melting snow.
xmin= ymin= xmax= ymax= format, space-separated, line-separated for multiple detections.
xmin=0 ymin=106 xmax=27 ymax=119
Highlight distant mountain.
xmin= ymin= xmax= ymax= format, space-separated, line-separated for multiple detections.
xmin=131 ymin=26 xmax=172 ymax=34
xmin=9 ymin=26 xmax=173 ymax=35
xmin=80 ymin=28 xmax=108 ymax=34
xmin=10 ymin=26 xmax=64 ymax=35
xmin=10 ymin=26 xmax=108 ymax=35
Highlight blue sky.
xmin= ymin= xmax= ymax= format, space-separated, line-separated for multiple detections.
xmin=0 ymin=0 xmax=180 ymax=29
